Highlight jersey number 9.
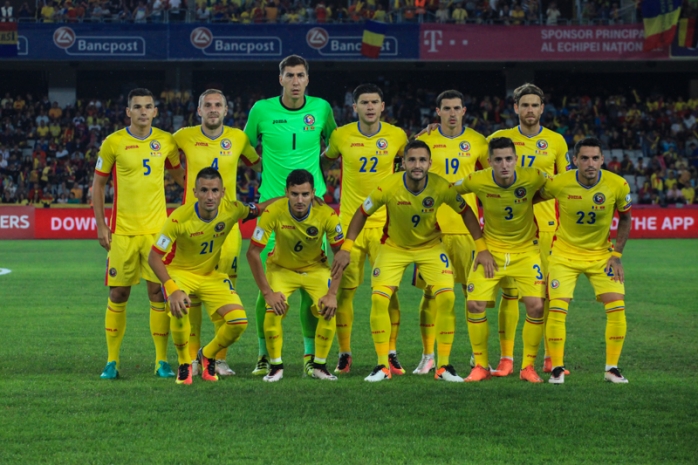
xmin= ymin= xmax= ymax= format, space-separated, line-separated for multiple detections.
xmin=411 ymin=214 xmax=420 ymax=227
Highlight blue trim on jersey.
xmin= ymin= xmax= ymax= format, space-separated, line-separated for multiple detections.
xmin=403 ymin=172 xmax=429 ymax=196
xmin=357 ymin=121 xmax=382 ymax=138
xmin=517 ymin=126 xmax=543 ymax=138
xmin=576 ymin=170 xmax=602 ymax=189
xmin=437 ymin=126 xmax=466 ymax=139
xmin=194 ymin=202 xmax=219 ymax=222
xmin=200 ymin=126 xmax=224 ymax=141
xmin=491 ymin=170 xmax=517 ymax=188
xmin=288 ymin=200 xmax=312 ymax=222
xmin=126 ymin=127 xmax=152 ymax=141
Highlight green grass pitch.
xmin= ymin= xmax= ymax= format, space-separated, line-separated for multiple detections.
xmin=1 ymin=239 xmax=697 ymax=464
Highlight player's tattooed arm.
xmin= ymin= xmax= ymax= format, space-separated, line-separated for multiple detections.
xmin=147 ymin=248 xmax=189 ymax=317
xmin=606 ymin=210 xmax=631 ymax=283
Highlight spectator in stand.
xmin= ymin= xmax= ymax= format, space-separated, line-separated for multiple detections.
xmin=41 ymin=1 xmax=56 ymax=23
xmin=452 ymin=1 xmax=468 ymax=23
xmin=620 ymin=153 xmax=634 ymax=175
xmin=1 ymin=0 xmax=14 ymax=21
xmin=18 ymin=2 xmax=32 ymax=20
xmin=510 ymin=3 xmax=525 ymax=25
xmin=132 ymin=0 xmax=148 ymax=22
xmin=607 ymin=156 xmax=621 ymax=174
xmin=434 ymin=1 xmax=449 ymax=22
xmin=265 ymin=0 xmax=279 ymax=22
xmin=196 ymin=2 xmax=210 ymax=20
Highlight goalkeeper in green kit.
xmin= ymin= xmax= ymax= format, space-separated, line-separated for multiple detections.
xmin=244 ymin=55 xmax=337 ymax=376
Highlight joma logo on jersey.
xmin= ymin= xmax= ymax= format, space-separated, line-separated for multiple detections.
xmin=350 ymin=143 xmax=364 ymax=147
xmin=376 ymin=139 xmax=388 ymax=150
xmin=273 ymin=119 xmax=287 ymax=124
xmin=459 ymin=141 xmax=471 ymax=152
xmin=433 ymin=144 xmax=447 ymax=149
xmin=593 ymin=193 xmax=606 ymax=205
xmin=487 ymin=193 xmax=501 ymax=198
xmin=536 ymin=140 xmax=548 ymax=150
xmin=190 ymin=231 xmax=204 ymax=237
xmin=282 ymin=225 xmax=295 ymax=229
xmin=195 ymin=142 xmax=209 ymax=147
xmin=220 ymin=139 xmax=232 ymax=150
xmin=397 ymin=201 xmax=411 ymax=205
xmin=568 ymin=195 xmax=582 ymax=200
xmin=125 ymin=145 xmax=139 ymax=150
xmin=515 ymin=142 xmax=525 ymax=146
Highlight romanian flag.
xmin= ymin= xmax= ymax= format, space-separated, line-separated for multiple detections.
xmin=0 ymin=22 xmax=18 ymax=58
xmin=361 ymin=20 xmax=387 ymax=59
xmin=677 ymin=17 xmax=697 ymax=49
xmin=642 ymin=0 xmax=682 ymax=51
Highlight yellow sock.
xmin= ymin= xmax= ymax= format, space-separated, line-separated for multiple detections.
xmin=522 ymin=314 xmax=545 ymax=369
xmin=314 ymin=315 xmax=336 ymax=361
xmin=547 ymin=300 xmax=569 ymax=368
xmin=467 ymin=310 xmax=489 ymax=368
xmin=498 ymin=288 xmax=519 ymax=359
xmin=150 ymin=301 xmax=169 ymax=363
xmin=187 ymin=297 xmax=202 ymax=361
xmin=388 ymin=293 xmax=401 ymax=352
xmin=336 ymin=288 xmax=356 ymax=354
xmin=605 ymin=300 xmax=626 ymax=367
xmin=203 ymin=310 xmax=248 ymax=359
xmin=105 ymin=298 xmax=127 ymax=367
xmin=542 ymin=300 xmax=551 ymax=358
xmin=418 ymin=289 xmax=436 ymax=355
xmin=264 ymin=309 xmax=284 ymax=362
xmin=370 ymin=286 xmax=393 ymax=367
xmin=434 ymin=288 xmax=455 ymax=368
xmin=169 ymin=309 xmax=191 ymax=365
xmin=213 ymin=317 xmax=229 ymax=360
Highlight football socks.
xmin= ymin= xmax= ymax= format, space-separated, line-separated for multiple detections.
xmin=418 ymin=290 xmax=436 ymax=356
xmin=187 ymin=296 xmax=203 ymax=361
xmin=370 ymin=286 xmax=393 ymax=367
xmin=467 ymin=310 xmax=489 ymax=368
xmin=605 ymin=300 xmax=626 ymax=367
xmin=498 ymin=289 xmax=519 ymax=359
xmin=336 ymin=287 xmax=357 ymax=353
xmin=547 ymin=299 xmax=569 ymax=368
xmin=105 ymin=298 xmax=127 ymax=367
xmin=170 ymin=309 xmax=191 ymax=365
xmin=434 ymin=288 xmax=455 ymax=368
xmin=522 ymin=314 xmax=545 ymax=369
xmin=150 ymin=300 xmax=169 ymax=365
xmin=203 ymin=309 xmax=248 ymax=359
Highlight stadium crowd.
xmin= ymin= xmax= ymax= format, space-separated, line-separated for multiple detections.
xmin=2 ymin=0 xmax=639 ymax=25
xmin=1 ymin=86 xmax=697 ymax=207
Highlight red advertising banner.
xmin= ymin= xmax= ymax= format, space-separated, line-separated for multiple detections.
xmin=419 ymin=24 xmax=669 ymax=61
xmin=1 ymin=206 xmax=696 ymax=239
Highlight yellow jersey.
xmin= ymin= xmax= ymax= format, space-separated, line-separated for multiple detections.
xmin=151 ymin=198 xmax=251 ymax=275
xmin=455 ymin=167 xmax=547 ymax=253
xmin=417 ymin=126 xmax=488 ymax=234
xmin=173 ymin=126 xmax=259 ymax=205
xmin=541 ymin=169 xmax=631 ymax=260
xmin=251 ymin=199 xmax=344 ymax=271
xmin=361 ymin=172 xmax=468 ymax=249
xmin=325 ymin=122 xmax=408 ymax=230
xmin=487 ymin=126 xmax=569 ymax=232
xmin=95 ymin=127 xmax=181 ymax=236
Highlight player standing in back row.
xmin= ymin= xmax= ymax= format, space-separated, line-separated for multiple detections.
xmin=174 ymin=89 xmax=261 ymax=377
xmin=486 ymin=84 xmax=570 ymax=377
xmin=244 ymin=55 xmax=337 ymax=376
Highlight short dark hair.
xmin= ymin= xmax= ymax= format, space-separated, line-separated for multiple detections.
xmin=404 ymin=139 xmax=431 ymax=159
xmin=127 ymin=88 xmax=154 ymax=107
xmin=279 ymin=55 xmax=309 ymax=75
xmin=512 ymin=83 xmax=545 ymax=105
xmin=196 ymin=167 xmax=223 ymax=185
xmin=574 ymin=137 xmax=603 ymax=156
xmin=436 ymin=90 xmax=465 ymax=108
xmin=286 ymin=169 xmax=314 ymax=188
xmin=352 ymin=83 xmax=383 ymax=103
xmin=488 ymin=137 xmax=517 ymax=156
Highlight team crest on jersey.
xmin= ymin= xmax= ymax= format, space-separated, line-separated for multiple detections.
xmin=459 ymin=141 xmax=471 ymax=152
xmin=515 ymin=187 xmax=527 ymax=198
xmin=536 ymin=140 xmax=548 ymax=150
xmin=376 ymin=138 xmax=388 ymax=150
xmin=150 ymin=140 xmax=161 ymax=151
xmin=304 ymin=114 xmax=315 ymax=126
xmin=467 ymin=283 xmax=475 ymax=293
xmin=422 ymin=197 xmax=435 ymax=208
xmin=215 ymin=222 xmax=226 ymax=232
xmin=551 ymin=279 xmax=560 ymax=289
xmin=593 ymin=193 xmax=606 ymax=205
xmin=372 ymin=268 xmax=381 ymax=277
xmin=220 ymin=139 xmax=232 ymax=150
xmin=109 ymin=267 xmax=117 ymax=277
xmin=306 ymin=226 xmax=319 ymax=236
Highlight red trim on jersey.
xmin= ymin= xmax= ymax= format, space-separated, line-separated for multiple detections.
xmin=165 ymin=159 xmax=174 ymax=169
xmin=533 ymin=215 xmax=540 ymax=240
xmin=104 ymin=257 xmax=110 ymax=286
xmin=95 ymin=170 xmax=109 ymax=177
xmin=331 ymin=239 xmax=345 ymax=249
xmin=151 ymin=245 xmax=166 ymax=255
xmin=163 ymin=242 xmax=177 ymax=265
xmin=339 ymin=155 xmax=344 ymax=217
xmin=475 ymin=161 xmax=484 ymax=171
xmin=110 ymin=165 xmax=118 ymax=234
xmin=241 ymin=155 xmax=257 ymax=167
xmin=360 ymin=205 xmax=370 ymax=217
xmin=381 ymin=209 xmax=390 ymax=244
xmin=250 ymin=240 xmax=266 ymax=249
xmin=181 ymin=159 xmax=189 ymax=204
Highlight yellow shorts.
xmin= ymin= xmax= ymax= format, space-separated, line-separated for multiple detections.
xmin=500 ymin=231 xmax=554 ymax=290
xmin=467 ymin=251 xmax=546 ymax=303
xmin=266 ymin=263 xmax=331 ymax=316
xmin=413 ymin=234 xmax=475 ymax=289
xmin=106 ymin=233 xmax=158 ymax=286
xmin=341 ymin=227 xmax=383 ymax=289
xmin=217 ymin=222 xmax=242 ymax=282
xmin=372 ymin=242 xmax=454 ymax=289
xmin=548 ymin=254 xmax=625 ymax=301
xmin=169 ymin=269 xmax=242 ymax=316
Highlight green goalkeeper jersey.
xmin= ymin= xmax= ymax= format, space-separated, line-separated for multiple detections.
xmin=244 ymin=95 xmax=337 ymax=201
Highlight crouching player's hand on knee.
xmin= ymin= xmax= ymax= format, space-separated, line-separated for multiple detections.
xmin=318 ymin=293 xmax=338 ymax=320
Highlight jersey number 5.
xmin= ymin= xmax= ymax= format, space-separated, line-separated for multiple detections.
xmin=143 ymin=159 xmax=151 ymax=176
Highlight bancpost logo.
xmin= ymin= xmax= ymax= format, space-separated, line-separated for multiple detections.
xmin=53 ymin=27 xmax=145 ymax=56
xmin=305 ymin=27 xmax=398 ymax=57
xmin=190 ymin=27 xmax=281 ymax=57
